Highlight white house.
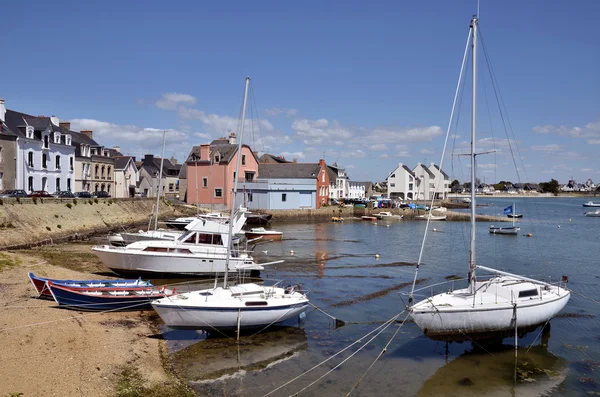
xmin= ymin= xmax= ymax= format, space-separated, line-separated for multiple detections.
xmin=387 ymin=163 xmax=417 ymax=200
xmin=5 ymin=110 xmax=75 ymax=193
xmin=327 ymin=163 xmax=349 ymax=201
xmin=113 ymin=156 xmax=139 ymax=198
xmin=428 ymin=163 xmax=450 ymax=199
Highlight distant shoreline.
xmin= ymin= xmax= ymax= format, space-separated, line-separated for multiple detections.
xmin=450 ymin=193 xmax=599 ymax=199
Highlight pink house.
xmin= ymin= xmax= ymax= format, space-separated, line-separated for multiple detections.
xmin=186 ymin=133 xmax=259 ymax=209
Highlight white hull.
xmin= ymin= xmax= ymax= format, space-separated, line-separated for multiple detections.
xmin=585 ymin=210 xmax=600 ymax=217
xmin=152 ymin=284 xmax=309 ymax=330
xmin=415 ymin=214 xmax=447 ymax=221
xmin=410 ymin=276 xmax=570 ymax=340
xmin=93 ymin=246 xmax=261 ymax=276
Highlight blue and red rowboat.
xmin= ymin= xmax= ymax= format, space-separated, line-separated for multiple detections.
xmin=46 ymin=281 xmax=174 ymax=311
xmin=28 ymin=272 xmax=152 ymax=299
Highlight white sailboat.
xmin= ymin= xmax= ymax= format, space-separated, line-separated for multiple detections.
xmin=408 ymin=16 xmax=569 ymax=341
xmin=152 ymin=77 xmax=309 ymax=332
xmin=489 ymin=202 xmax=520 ymax=235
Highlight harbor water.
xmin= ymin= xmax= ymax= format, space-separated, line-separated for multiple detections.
xmin=163 ymin=196 xmax=599 ymax=396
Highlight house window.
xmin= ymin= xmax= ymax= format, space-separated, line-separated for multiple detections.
xmin=28 ymin=176 xmax=34 ymax=192
xmin=43 ymin=135 xmax=49 ymax=148
xmin=245 ymin=172 xmax=254 ymax=182
xmin=55 ymin=155 xmax=61 ymax=169
xmin=66 ymin=136 xmax=71 ymax=145
xmin=0 ymin=147 xmax=2 ymax=163
xmin=282 ymin=193 xmax=287 ymax=202
xmin=107 ymin=166 xmax=111 ymax=175
xmin=214 ymin=155 xmax=220 ymax=163
xmin=56 ymin=178 xmax=60 ymax=191
xmin=233 ymin=172 xmax=236 ymax=183
xmin=202 ymin=177 xmax=208 ymax=187
xmin=42 ymin=154 xmax=48 ymax=169
xmin=241 ymin=155 xmax=246 ymax=165
xmin=101 ymin=165 xmax=105 ymax=177
xmin=247 ymin=192 xmax=253 ymax=202
xmin=67 ymin=178 xmax=71 ymax=191
xmin=26 ymin=127 xmax=34 ymax=139
xmin=390 ymin=173 xmax=395 ymax=178
xmin=322 ymin=171 xmax=325 ymax=182
xmin=28 ymin=152 xmax=34 ymax=167
xmin=69 ymin=157 xmax=73 ymax=170
xmin=214 ymin=188 xmax=222 ymax=198
xmin=169 ymin=183 xmax=174 ymax=191
xmin=54 ymin=133 xmax=60 ymax=144
xmin=95 ymin=184 xmax=99 ymax=192
xmin=390 ymin=183 xmax=395 ymax=187
xmin=107 ymin=185 xmax=111 ymax=194
xmin=41 ymin=177 xmax=47 ymax=191
xmin=409 ymin=183 xmax=413 ymax=190
xmin=95 ymin=165 xmax=99 ymax=178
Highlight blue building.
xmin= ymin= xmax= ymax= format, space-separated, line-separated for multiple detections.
xmin=235 ymin=163 xmax=320 ymax=210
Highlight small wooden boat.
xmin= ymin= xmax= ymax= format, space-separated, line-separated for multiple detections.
xmin=28 ymin=272 xmax=152 ymax=299
xmin=582 ymin=201 xmax=600 ymax=207
xmin=246 ymin=213 xmax=273 ymax=225
xmin=584 ymin=209 xmax=600 ymax=217
xmin=415 ymin=214 xmax=447 ymax=221
xmin=361 ymin=216 xmax=377 ymax=221
xmin=507 ymin=213 xmax=523 ymax=218
xmin=46 ymin=281 xmax=173 ymax=311
xmin=488 ymin=225 xmax=520 ymax=235
xmin=244 ymin=227 xmax=283 ymax=241
xmin=331 ymin=217 xmax=344 ymax=222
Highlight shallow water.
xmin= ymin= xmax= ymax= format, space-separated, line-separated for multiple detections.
xmin=162 ymin=197 xmax=600 ymax=396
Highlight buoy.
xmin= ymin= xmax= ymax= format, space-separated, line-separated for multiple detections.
xmin=433 ymin=228 xmax=437 ymax=232
xmin=290 ymin=250 xmax=295 ymax=254
xmin=375 ymin=254 xmax=380 ymax=259
xmin=569 ymin=218 xmax=572 ymax=222
xmin=527 ymin=233 xmax=532 ymax=237
xmin=558 ymin=225 xmax=560 ymax=228
xmin=386 ymin=225 xmax=390 ymax=228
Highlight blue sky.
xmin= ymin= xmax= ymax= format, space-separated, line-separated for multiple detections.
xmin=2 ymin=0 xmax=598 ymax=184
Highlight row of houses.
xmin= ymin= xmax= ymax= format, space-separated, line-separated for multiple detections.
xmin=386 ymin=162 xmax=450 ymax=200
xmin=0 ymin=100 xmax=181 ymax=198
xmin=177 ymin=133 xmax=374 ymax=210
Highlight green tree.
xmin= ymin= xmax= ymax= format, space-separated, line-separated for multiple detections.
xmin=450 ymin=179 xmax=460 ymax=188
xmin=539 ymin=178 xmax=560 ymax=195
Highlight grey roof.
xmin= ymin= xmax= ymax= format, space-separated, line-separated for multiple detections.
xmin=432 ymin=164 xmax=449 ymax=179
xmin=4 ymin=110 xmax=74 ymax=146
xmin=178 ymin=163 xmax=188 ymax=179
xmin=259 ymin=163 xmax=321 ymax=179
xmin=114 ymin=156 xmax=135 ymax=170
xmin=402 ymin=165 xmax=416 ymax=177
xmin=184 ymin=140 xmax=258 ymax=165
xmin=414 ymin=164 xmax=435 ymax=179
xmin=140 ymin=155 xmax=180 ymax=178
xmin=259 ymin=153 xmax=292 ymax=164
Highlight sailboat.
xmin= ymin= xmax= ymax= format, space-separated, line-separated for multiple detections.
xmin=489 ymin=203 xmax=520 ymax=235
xmin=151 ymin=77 xmax=309 ymax=332
xmin=408 ymin=16 xmax=570 ymax=341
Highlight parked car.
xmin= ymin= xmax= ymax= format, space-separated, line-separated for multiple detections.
xmin=0 ymin=189 xmax=29 ymax=198
xmin=93 ymin=191 xmax=110 ymax=198
xmin=53 ymin=191 xmax=76 ymax=198
xmin=74 ymin=191 xmax=93 ymax=198
xmin=29 ymin=190 xmax=53 ymax=198
xmin=134 ymin=192 xmax=147 ymax=198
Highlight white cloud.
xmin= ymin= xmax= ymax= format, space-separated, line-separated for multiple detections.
xmin=379 ymin=153 xmax=389 ymax=159
xmin=362 ymin=125 xmax=443 ymax=144
xmin=279 ymin=151 xmax=305 ymax=160
xmin=478 ymin=163 xmax=497 ymax=170
xmin=340 ymin=149 xmax=367 ymax=159
xmin=532 ymin=119 xmax=600 ymax=140
xmin=155 ymin=93 xmax=197 ymax=110
xmin=369 ymin=143 xmax=387 ymax=151
xmin=420 ymin=148 xmax=434 ymax=154
xmin=177 ymin=106 xmax=274 ymax=136
xmin=346 ymin=165 xmax=356 ymax=169
xmin=531 ymin=144 xmax=561 ymax=152
xmin=291 ymin=118 xmax=353 ymax=146
xmin=264 ymin=108 xmax=297 ymax=117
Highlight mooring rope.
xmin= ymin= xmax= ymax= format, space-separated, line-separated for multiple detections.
xmin=261 ymin=310 xmax=405 ymax=397
xmin=345 ymin=312 xmax=411 ymax=396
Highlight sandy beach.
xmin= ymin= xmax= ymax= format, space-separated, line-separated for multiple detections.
xmin=0 ymin=248 xmax=188 ymax=397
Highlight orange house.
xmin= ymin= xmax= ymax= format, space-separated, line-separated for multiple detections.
xmin=186 ymin=133 xmax=259 ymax=209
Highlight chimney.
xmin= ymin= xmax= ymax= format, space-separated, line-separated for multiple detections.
xmin=200 ymin=144 xmax=210 ymax=160
xmin=228 ymin=132 xmax=236 ymax=144
xmin=113 ymin=146 xmax=121 ymax=153
xmin=319 ymin=159 xmax=326 ymax=167
xmin=81 ymin=130 xmax=93 ymax=139
xmin=143 ymin=154 xmax=154 ymax=164
xmin=170 ymin=155 xmax=178 ymax=165
xmin=51 ymin=115 xmax=60 ymax=126
xmin=0 ymin=99 xmax=5 ymax=123
xmin=59 ymin=122 xmax=71 ymax=130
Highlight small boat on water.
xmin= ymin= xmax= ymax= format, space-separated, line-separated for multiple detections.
xmin=47 ymin=281 xmax=173 ymax=311
xmin=244 ymin=227 xmax=283 ymax=241
xmin=374 ymin=211 xmax=403 ymax=220
xmin=415 ymin=214 xmax=447 ymax=221
xmin=507 ymin=213 xmax=523 ymax=218
xmin=331 ymin=217 xmax=344 ymax=222
xmin=245 ymin=212 xmax=273 ymax=225
xmin=584 ymin=209 xmax=600 ymax=217
xmin=361 ymin=215 xmax=377 ymax=221
xmin=488 ymin=225 xmax=520 ymax=235
xmin=582 ymin=201 xmax=600 ymax=207
xmin=28 ymin=272 xmax=152 ymax=299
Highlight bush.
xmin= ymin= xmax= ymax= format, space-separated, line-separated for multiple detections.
xmin=45 ymin=226 xmax=51 ymax=231
xmin=88 ymin=200 xmax=93 ymax=205
xmin=54 ymin=214 xmax=59 ymax=218
xmin=94 ymin=198 xmax=98 ymax=204
xmin=0 ymin=198 xmax=3 ymax=205
xmin=32 ymin=197 xmax=38 ymax=204
xmin=57 ymin=225 xmax=62 ymax=229
xmin=72 ymin=199 xmax=78 ymax=205
xmin=65 ymin=203 xmax=73 ymax=209
xmin=16 ymin=197 xmax=21 ymax=204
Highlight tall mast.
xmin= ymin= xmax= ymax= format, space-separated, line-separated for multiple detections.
xmin=223 ymin=76 xmax=250 ymax=288
xmin=154 ymin=130 xmax=167 ymax=230
xmin=469 ymin=16 xmax=478 ymax=294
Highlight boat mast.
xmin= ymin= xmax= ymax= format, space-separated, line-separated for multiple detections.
xmin=154 ymin=130 xmax=167 ymax=230
xmin=223 ymin=76 xmax=250 ymax=288
xmin=469 ymin=16 xmax=478 ymax=294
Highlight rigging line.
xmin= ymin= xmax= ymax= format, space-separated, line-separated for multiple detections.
xmin=345 ymin=312 xmax=411 ymax=396
xmin=260 ymin=311 xmax=405 ymax=397
xmin=410 ymin=26 xmax=472 ymax=300
xmin=569 ymin=288 xmax=600 ymax=305
xmin=525 ymin=319 xmax=552 ymax=353
xmin=285 ymin=311 xmax=404 ymax=397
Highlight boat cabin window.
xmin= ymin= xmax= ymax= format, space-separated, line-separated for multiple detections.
xmin=245 ymin=301 xmax=268 ymax=306
xmin=197 ymin=233 xmax=222 ymax=245
xmin=178 ymin=231 xmax=197 ymax=244
xmin=518 ymin=289 xmax=538 ymax=298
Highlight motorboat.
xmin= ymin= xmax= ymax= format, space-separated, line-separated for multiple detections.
xmin=92 ymin=206 xmax=263 ymax=277
xmin=488 ymin=225 xmax=520 ymax=235
xmin=361 ymin=215 xmax=377 ymax=221
xmin=244 ymin=227 xmax=283 ymax=241
xmin=582 ymin=201 xmax=600 ymax=207
xmin=164 ymin=212 xmax=229 ymax=230
xmin=107 ymin=229 xmax=183 ymax=247
xmin=584 ymin=209 xmax=600 ymax=217
xmin=415 ymin=213 xmax=447 ymax=221
xmin=374 ymin=211 xmax=403 ymax=220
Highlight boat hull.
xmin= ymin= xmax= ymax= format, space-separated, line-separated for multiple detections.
xmin=92 ymin=246 xmax=263 ymax=277
xmin=244 ymin=232 xmax=282 ymax=241
xmin=489 ymin=226 xmax=520 ymax=235
xmin=27 ymin=272 xmax=151 ymax=298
